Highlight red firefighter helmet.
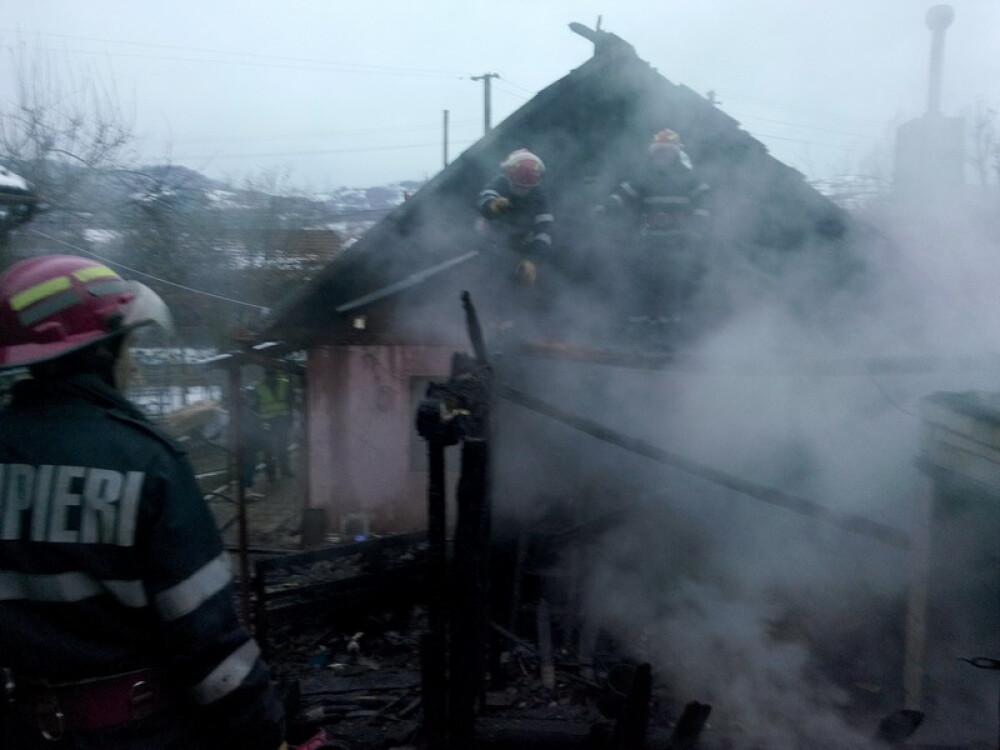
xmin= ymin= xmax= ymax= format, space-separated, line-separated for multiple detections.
xmin=500 ymin=149 xmax=545 ymax=188
xmin=0 ymin=254 xmax=173 ymax=370
xmin=651 ymin=128 xmax=683 ymax=148
xmin=649 ymin=128 xmax=682 ymax=155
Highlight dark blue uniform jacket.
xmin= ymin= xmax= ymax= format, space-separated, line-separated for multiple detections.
xmin=0 ymin=373 xmax=284 ymax=749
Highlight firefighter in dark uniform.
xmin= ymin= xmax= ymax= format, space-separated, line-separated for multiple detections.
xmin=598 ymin=128 xmax=711 ymax=334
xmin=0 ymin=255 xmax=286 ymax=749
xmin=476 ymin=148 xmax=554 ymax=332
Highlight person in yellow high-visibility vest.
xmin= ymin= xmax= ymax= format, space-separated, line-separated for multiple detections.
xmin=253 ymin=369 xmax=294 ymax=482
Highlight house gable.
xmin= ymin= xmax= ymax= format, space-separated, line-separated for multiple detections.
xmin=263 ymin=26 xmax=869 ymax=347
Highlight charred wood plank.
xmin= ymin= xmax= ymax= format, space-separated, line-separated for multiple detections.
xmin=262 ymin=565 xmax=427 ymax=609
xmin=259 ymin=566 xmax=428 ymax=640
xmin=452 ymin=437 xmax=492 ymax=749
xmin=298 ymin=669 xmax=422 ymax=696
xmin=498 ymin=385 xmax=910 ymax=550
xmin=608 ymin=662 xmax=651 ymax=750
xmin=421 ymin=430 xmax=451 ymax=747
xmin=536 ymin=599 xmax=555 ymax=690
xmin=476 ymin=718 xmax=597 ymax=749
xmin=252 ymin=532 xmax=430 ymax=651
xmin=475 ymin=718 xmax=673 ymax=750
xmin=421 ymin=631 xmax=448 ymax=750
xmin=669 ymin=701 xmax=712 ymax=749
xmin=255 ymin=531 xmax=428 ymax=576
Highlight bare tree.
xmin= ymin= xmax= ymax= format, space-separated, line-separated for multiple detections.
xmin=0 ymin=164 xmax=40 ymax=245
xmin=967 ymin=99 xmax=997 ymax=189
xmin=0 ymin=42 xmax=138 ymax=263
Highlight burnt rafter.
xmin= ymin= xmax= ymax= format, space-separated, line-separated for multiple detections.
xmin=498 ymin=383 xmax=911 ymax=550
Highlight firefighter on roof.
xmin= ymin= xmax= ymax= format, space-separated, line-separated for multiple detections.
xmin=597 ymin=128 xmax=712 ymax=331
xmin=0 ymin=254 xmax=286 ymax=749
xmin=477 ymin=148 xmax=554 ymax=287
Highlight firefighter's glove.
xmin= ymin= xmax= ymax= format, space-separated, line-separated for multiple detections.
xmin=488 ymin=197 xmax=512 ymax=214
xmin=515 ymin=258 xmax=538 ymax=285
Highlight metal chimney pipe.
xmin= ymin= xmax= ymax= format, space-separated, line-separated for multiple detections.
xmin=925 ymin=5 xmax=955 ymax=115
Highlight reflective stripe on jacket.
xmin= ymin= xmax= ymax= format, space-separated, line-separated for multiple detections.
xmin=0 ymin=373 xmax=284 ymax=750
xmin=608 ymin=163 xmax=710 ymax=234
xmin=477 ymin=174 xmax=554 ymax=255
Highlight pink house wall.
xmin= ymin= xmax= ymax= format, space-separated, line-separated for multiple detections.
xmin=306 ymin=343 xmax=458 ymax=534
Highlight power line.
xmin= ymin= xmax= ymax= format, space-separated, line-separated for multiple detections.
xmin=494 ymin=75 xmax=535 ymax=95
xmin=717 ymin=90 xmax=887 ymax=127
xmin=730 ymin=113 xmax=876 ymax=139
xmin=5 ymin=44 xmax=470 ymax=80
xmin=25 ymin=229 xmax=270 ymax=311
xmin=169 ymin=120 xmax=479 ymax=146
xmin=751 ymin=130 xmax=870 ymax=152
xmin=0 ymin=30 xmax=471 ymax=79
xmin=492 ymin=81 xmax=531 ymax=102
xmin=173 ymin=139 xmax=477 ymax=162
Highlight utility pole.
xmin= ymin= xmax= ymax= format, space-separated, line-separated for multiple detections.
xmin=471 ymin=72 xmax=499 ymax=133
xmin=443 ymin=109 xmax=450 ymax=168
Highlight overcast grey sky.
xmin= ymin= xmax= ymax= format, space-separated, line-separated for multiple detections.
xmin=4 ymin=1 xmax=999 ymax=190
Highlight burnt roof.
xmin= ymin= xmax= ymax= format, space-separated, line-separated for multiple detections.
xmin=263 ymin=25 xmax=863 ymax=345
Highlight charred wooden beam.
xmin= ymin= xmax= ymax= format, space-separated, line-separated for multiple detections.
xmin=421 ymin=631 xmax=448 ymax=750
xmin=873 ymin=708 xmax=924 ymax=746
xmin=670 ymin=701 xmax=712 ymax=749
xmin=498 ymin=384 xmax=910 ymax=550
xmin=452 ymin=437 xmax=492 ymax=748
xmin=462 ymin=290 xmax=490 ymax=366
xmin=608 ymin=662 xmax=651 ymax=750
xmin=421 ymin=431 xmax=452 ymax=742
xmin=257 ymin=530 xmax=427 ymax=572
xmin=414 ymin=292 xmax=496 ymax=749
xmin=253 ymin=532 xmax=429 ymax=656
xmin=536 ymin=599 xmax=555 ymax=690
xmin=475 ymin=718 xmax=674 ymax=750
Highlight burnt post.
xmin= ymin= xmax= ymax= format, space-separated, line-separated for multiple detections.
xmin=416 ymin=379 xmax=460 ymax=749
xmin=450 ymin=353 xmax=492 ymax=749
xmin=415 ymin=292 xmax=494 ymax=749
xmin=608 ymin=662 xmax=652 ymax=750
xmin=670 ymin=701 xmax=713 ymax=750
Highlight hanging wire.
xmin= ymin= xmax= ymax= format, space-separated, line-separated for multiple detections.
xmin=24 ymin=228 xmax=270 ymax=311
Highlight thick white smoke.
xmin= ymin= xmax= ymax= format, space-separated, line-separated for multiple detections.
xmin=552 ymin=192 xmax=1000 ymax=747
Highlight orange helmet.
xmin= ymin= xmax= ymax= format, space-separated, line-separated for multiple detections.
xmin=0 ymin=254 xmax=173 ymax=370
xmin=500 ymin=149 xmax=545 ymax=188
